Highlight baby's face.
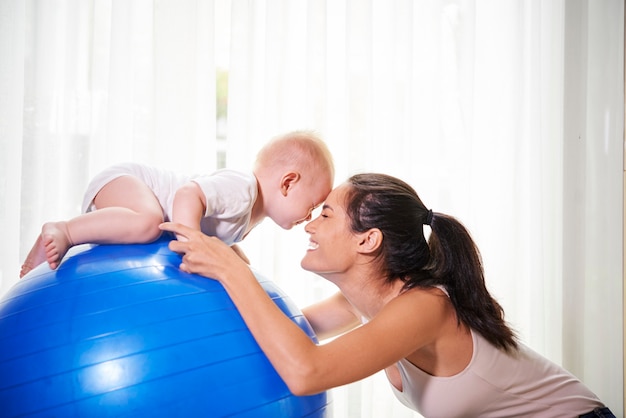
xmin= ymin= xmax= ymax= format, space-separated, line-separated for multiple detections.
xmin=270 ymin=173 xmax=332 ymax=230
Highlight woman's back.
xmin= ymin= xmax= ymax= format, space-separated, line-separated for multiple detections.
xmin=391 ymin=330 xmax=603 ymax=418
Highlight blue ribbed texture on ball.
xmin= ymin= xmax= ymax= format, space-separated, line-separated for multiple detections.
xmin=0 ymin=235 xmax=329 ymax=417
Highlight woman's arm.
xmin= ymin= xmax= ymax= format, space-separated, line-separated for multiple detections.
xmin=302 ymin=292 xmax=361 ymax=341
xmin=159 ymin=222 xmax=448 ymax=396
xmin=229 ymin=243 xmax=250 ymax=264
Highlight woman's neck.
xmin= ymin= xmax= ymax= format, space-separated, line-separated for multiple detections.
xmin=334 ymin=272 xmax=405 ymax=321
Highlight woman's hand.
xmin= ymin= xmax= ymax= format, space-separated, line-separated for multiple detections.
xmin=159 ymin=222 xmax=250 ymax=281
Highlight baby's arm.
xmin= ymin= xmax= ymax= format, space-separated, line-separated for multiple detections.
xmin=171 ymin=182 xmax=206 ymax=236
xmin=173 ymin=180 xmax=250 ymax=263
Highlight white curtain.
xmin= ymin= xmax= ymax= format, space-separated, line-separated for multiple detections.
xmin=1 ymin=1 xmax=623 ymax=417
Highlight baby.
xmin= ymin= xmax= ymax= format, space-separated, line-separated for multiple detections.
xmin=20 ymin=130 xmax=334 ymax=277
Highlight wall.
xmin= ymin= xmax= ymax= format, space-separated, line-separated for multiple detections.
xmin=563 ymin=0 xmax=624 ymax=413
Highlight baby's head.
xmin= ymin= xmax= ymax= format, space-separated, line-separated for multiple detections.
xmin=254 ymin=130 xmax=335 ymax=229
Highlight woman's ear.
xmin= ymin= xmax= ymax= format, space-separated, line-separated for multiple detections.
xmin=357 ymin=228 xmax=383 ymax=254
xmin=280 ymin=172 xmax=300 ymax=196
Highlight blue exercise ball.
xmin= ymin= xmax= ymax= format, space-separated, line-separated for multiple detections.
xmin=0 ymin=235 xmax=329 ymax=417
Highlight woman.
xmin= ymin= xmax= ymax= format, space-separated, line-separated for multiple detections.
xmin=160 ymin=173 xmax=614 ymax=418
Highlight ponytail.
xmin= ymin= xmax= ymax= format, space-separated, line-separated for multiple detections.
xmin=418 ymin=213 xmax=518 ymax=352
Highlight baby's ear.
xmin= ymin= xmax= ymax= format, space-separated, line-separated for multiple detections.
xmin=280 ymin=172 xmax=301 ymax=196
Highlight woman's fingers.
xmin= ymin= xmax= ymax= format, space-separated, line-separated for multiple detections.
xmin=159 ymin=222 xmax=246 ymax=280
xmin=159 ymin=221 xmax=192 ymax=239
xmin=160 ymin=222 xmax=203 ymax=255
xmin=168 ymin=240 xmax=186 ymax=256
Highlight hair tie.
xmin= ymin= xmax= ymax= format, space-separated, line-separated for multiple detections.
xmin=425 ymin=209 xmax=433 ymax=226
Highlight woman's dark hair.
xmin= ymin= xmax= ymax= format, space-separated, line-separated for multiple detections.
xmin=344 ymin=173 xmax=518 ymax=352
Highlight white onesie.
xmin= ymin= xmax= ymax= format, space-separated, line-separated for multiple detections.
xmin=82 ymin=162 xmax=258 ymax=245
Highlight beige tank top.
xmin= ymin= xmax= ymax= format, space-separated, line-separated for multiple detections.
xmin=390 ymin=329 xmax=604 ymax=417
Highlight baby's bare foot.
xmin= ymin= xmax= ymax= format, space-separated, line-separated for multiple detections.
xmin=41 ymin=222 xmax=74 ymax=270
xmin=20 ymin=235 xmax=46 ymax=278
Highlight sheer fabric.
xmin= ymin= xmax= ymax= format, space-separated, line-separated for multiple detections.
xmin=0 ymin=1 xmax=623 ymax=417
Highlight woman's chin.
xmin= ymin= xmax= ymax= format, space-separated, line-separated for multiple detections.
xmin=300 ymin=255 xmax=315 ymax=271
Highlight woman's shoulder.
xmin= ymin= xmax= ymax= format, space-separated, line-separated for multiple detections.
xmin=377 ymin=286 xmax=456 ymax=334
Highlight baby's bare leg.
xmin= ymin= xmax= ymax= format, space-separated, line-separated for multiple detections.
xmin=20 ymin=235 xmax=46 ymax=278
xmin=20 ymin=175 xmax=163 ymax=278
xmin=20 ymin=221 xmax=73 ymax=278
xmin=41 ymin=222 xmax=73 ymax=270
xmin=80 ymin=175 xmax=164 ymax=244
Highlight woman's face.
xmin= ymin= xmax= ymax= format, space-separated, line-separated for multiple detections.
xmin=301 ymin=183 xmax=361 ymax=278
